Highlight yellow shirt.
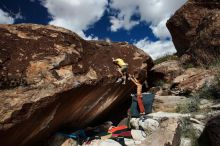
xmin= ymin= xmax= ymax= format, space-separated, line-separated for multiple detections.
xmin=115 ymin=58 xmax=127 ymax=67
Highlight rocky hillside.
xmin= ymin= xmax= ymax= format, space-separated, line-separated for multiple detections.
xmin=144 ymin=0 xmax=220 ymax=145
xmin=149 ymin=59 xmax=216 ymax=96
xmin=167 ymin=0 xmax=220 ymax=65
xmin=148 ymin=57 xmax=220 ymax=145
xmin=0 ymin=24 xmax=153 ymax=146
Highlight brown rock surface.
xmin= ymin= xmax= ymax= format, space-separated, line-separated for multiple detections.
xmin=150 ymin=60 xmax=184 ymax=83
xmin=150 ymin=60 xmax=215 ymax=95
xmin=198 ymin=114 xmax=220 ymax=146
xmin=172 ymin=68 xmax=215 ymax=94
xmin=167 ymin=0 xmax=220 ymax=64
xmin=142 ymin=118 xmax=181 ymax=146
xmin=153 ymin=96 xmax=188 ymax=112
xmin=0 ymin=24 xmax=153 ymax=146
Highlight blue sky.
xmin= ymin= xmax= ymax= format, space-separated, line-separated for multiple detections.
xmin=0 ymin=0 xmax=187 ymax=59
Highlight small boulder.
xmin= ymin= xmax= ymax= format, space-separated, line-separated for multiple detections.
xmin=61 ymin=138 xmax=77 ymax=146
xmin=124 ymin=138 xmax=141 ymax=146
xmin=131 ymin=129 xmax=146 ymax=141
xmin=130 ymin=118 xmax=140 ymax=130
xmin=130 ymin=118 xmax=159 ymax=133
xmin=143 ymin=118 xmax=181 ymax=146
xmin=198 ymin=115 xmax=220 ymax=146
xmin=138 ymin=118 xmax=159 ymax=132
xmin=82 ymin=139 xmax=122 ymax=146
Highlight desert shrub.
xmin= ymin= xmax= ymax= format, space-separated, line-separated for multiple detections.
xmin=154 ymin=54 xmax=178 ymax=65
xmin=180 ymin=118 xmax=199 ymax=146
xmin=194 ymin=85 xmax=219 ymax=100
xmin=194 ymin=72 xmax=220 ymax=100
xmin=176 ymin=97 xmax=200 ymax=113
xmin=182 ymin=63 xmax=195 ymax=69
xmin=191 ymin=60 xmax=220 ymax=100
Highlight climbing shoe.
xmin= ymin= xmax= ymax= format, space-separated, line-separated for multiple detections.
xmin=116 ymin=78 xmax=123 ymax=83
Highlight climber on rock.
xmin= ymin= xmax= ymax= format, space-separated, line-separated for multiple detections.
xmin=130 ymin=75 xmax=146 ymax=115
xmin=112 ymin=57 xmax=128 ymax=84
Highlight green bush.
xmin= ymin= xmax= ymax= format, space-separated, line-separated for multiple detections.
xmin=154 ymin=54 xmax=178 ymax=65
xmin=180 ymin=118 xmax=199 ymax=146
xmin=176 ymin=97 xmax=200 ymax=113
xmin=194 ymin=85 xmax=218 ymax=100
xmin=182 ymin=63 xmax=195 ymax=69
xmin=191 ymin=60 xmax=220 ymax=100
xmin=193 ymin=74 xmax=220 ymax=100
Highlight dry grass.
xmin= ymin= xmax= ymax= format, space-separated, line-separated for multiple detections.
xmin=180 ymin=118 xmax=199 ymax=146
xmin=154 ymin=54 xmax=178 ymax=65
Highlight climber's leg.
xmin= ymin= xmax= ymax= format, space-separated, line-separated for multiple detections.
xmin=137 ymin=94 xmax=145 ymax=114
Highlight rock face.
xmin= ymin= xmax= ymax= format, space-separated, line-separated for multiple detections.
xmin=150 ymin=60 xmax=184 ymax=83
xmin=129 ymin=115 xmax=181 ymax=146
xmin=172 ymin=68 xmax=215 ymax=94
xmin=143 ymin=118 xmax=181 ymax=146
xmin=149 ymin=59 xmax=215 ymax=95
xmin=167 ymin=0 xmax=220 ymax=64
xmin=148 ymin=60 xmax=185 ymax=96
xmin=0 ymin=24 xmax=153 ymax=146
xmin=153 ymin=96 xmax=188 ymax=112
xmin=198 ymin=115 xmax=220 ymax=146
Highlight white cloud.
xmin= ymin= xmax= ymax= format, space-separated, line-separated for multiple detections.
xmin=41 ymin=0 xmax=107 ymax=40
xmin=110 ymin=16 xmax=139 ymax=32
xmin=134 ymin=38 xmax=176 ymax=60
xmin=40 ymin=0 xmax=186 ymax=57
xmin=150 ymin=17 xmax=171 ymax=39
xmin=109 ymin=0 xmax=187 ymax=39
xmin=14 ymin=9 xmax=24 ymax=20
xmin=109 ymin=0 xmax=139 ymax=32
xmin=0 ymin=9 xmax=14 ymax=24
xmin=110 ymin=0 xmax=186 ymax=58
xmin=84 ymin=34 xmax=98 ymax=40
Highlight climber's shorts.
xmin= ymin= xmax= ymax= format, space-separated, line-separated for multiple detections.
xmin=120 ymin=65 xmax=128 ymax=74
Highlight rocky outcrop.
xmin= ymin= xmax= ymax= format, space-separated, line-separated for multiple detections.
xmin=171 ymin=68 xmax=215 ymax=94
xmin=153 ymin=96 xmax=188 ymax=112
xmin=149 ymin=60 xmax=185 ymax=95
xmin=198 ymin=114 xmax=220 ymax=146
xmin=129 ymin=115 xmax=181 ymax=146
xmin=150 ymin=60 xmax=184 ymax=83
xmin=167 ymin=0 xmax=220 ymax=64
xmin=144 ymin=117 xmax=181 ymax=146
xmin=149 ymin=59 xmax=215 ymax=95
xmin=0 ymin=24 xmax=153 ymax=146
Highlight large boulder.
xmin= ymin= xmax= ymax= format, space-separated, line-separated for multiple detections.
xmin=150 ymin=60 xmax=184 ymax=83
xmin=167 ymin=0 xmax=220 ymax=64
xmin=198 ymin=115 xmax=220 ymax=146
xmin=0 ymin=24 xmax=153 ymax=146
xmin=148 ymin=60 xmax=184 ymax=96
